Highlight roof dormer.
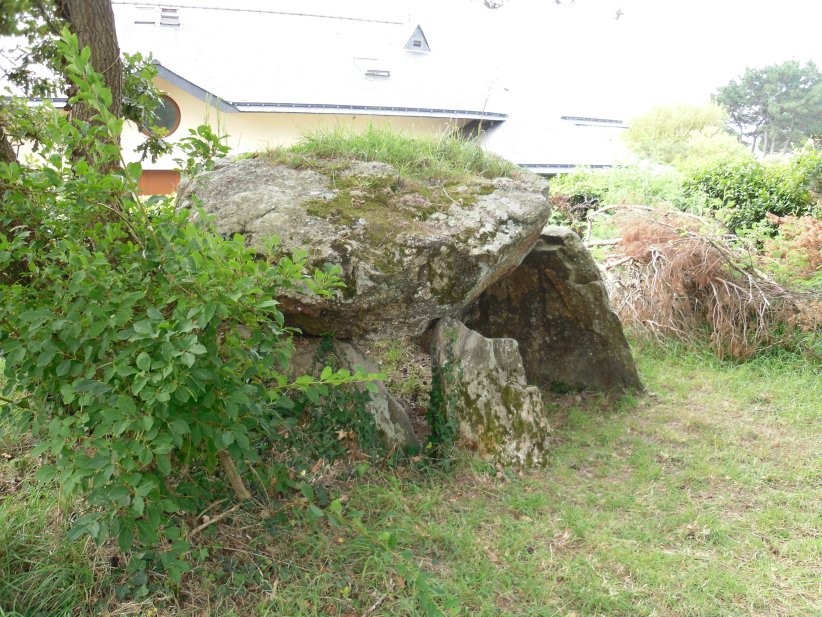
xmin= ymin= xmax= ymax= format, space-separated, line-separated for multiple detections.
xmin=404 ymin=25 xmax=430 ymax=53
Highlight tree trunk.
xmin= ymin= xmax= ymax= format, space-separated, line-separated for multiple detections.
xmin=56 ymin=0 xmax=122 ymax=122
xmin=0 ymin=125 xmax=16 ymax=164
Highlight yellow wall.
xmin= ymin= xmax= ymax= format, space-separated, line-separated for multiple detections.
xmin=124 ymin=79 xmax=463 ymax=170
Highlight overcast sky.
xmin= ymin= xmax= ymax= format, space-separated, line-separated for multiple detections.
xmin=456 ymin=0 xmax=822 ymax=120
xmin=8 ymin=0 xmax=821 ymax=120
xmin=8 ymin=0 xmax=819 ymax=144
xmin=296 ymin=0 xmax=822 ymax=121
xmin=105 ymin=0 xmax=822 ymax=120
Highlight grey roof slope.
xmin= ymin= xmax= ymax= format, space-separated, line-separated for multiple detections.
xmin=112 ymin=1 xmax=507 ymax=120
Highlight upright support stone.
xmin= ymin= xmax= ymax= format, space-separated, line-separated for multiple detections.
xmin=431 ymin=318 xmax=551 ymax=467
xmin=464 ymin=226 xmax=642 ymax=392
xmin=289 ymin=338 xmax=419 ymax=450
xmin=332 ymin=341 xmax=420 ymax=450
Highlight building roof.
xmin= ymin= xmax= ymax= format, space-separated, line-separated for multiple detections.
xmin=1 ymin=1 xmax=632 ymax=171
xmin=112 ymin=1 xmax=508 ymax=121
xmin=484 ymin=115 xmax=631 ymax=174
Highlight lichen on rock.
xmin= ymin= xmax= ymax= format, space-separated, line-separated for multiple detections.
xmin=179 ymin=156 xmax=551 ymax=340
xmin=431 ymin=317 xmax=551 ymax=467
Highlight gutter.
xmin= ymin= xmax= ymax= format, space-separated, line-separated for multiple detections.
xmin=518 ymin=163 xmax=615 ymax=175
xmin=230 ymin=102 xmax=507 ymax=121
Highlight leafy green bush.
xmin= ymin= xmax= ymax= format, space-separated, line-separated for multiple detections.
xmin=622 ymin=102 xmax=751 ymax=168
xmin=0 ymin=30 xmax=365 ymax=579
xmin=549 ymin=165 xmax=683 ymax=218
xmin=279 ymin=339 xmax=384 ymax=468
xmin=794 ymin=145 xmax=822 ymax=197
xmin=681 ymin=152 xmax=820 ymax=232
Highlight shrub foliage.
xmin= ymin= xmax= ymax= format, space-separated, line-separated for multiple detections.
xmin=0 ymin=31 xmax=365 ymax=577
xmin=550 ymin=148 xmax=821 ymax=235
xmin=682 ymin=151 xmax=821 ymax=231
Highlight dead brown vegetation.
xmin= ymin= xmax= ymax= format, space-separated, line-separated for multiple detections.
xmin=600 ymin=207 xmax=820 ymax=358
xmin=763 ymin=213 xmax=822 ymax=277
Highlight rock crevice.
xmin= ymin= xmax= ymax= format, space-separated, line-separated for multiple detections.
xmin=464 ymin=226 xmax=642 ymax=392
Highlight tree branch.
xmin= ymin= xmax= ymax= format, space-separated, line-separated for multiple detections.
xmin=218 ymin=450 xmax=252 ymax=501
xmin=188 ymin=503 xmax=241 ymax=539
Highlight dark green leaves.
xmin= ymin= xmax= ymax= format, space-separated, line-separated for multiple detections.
xmin=715 ymin=60 xmax=822 ymax=155
xmin=682 ymin=154 xmax=820 ymax=232
xmin=135 ymin=352 xmax=151 ymax=371
xmin=0 ymin=29 xmax=363 ymax=577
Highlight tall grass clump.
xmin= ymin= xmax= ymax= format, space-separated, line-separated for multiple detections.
xmin=270 ymin=125 xmax=516 ymax=181
xmin=0 ymin=485 xmax=96 ymax=616
xmin=0 ymin=413 xmax=97 ymax=616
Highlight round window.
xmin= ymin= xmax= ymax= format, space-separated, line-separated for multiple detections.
xmin=145 ymin=95 xmax=181 ymax=135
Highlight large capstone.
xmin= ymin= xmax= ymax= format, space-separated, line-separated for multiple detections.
xmin=463 ymin=226 xmax=642 ymax=392
xmin=180 ymin=157 xmax=551 ymax=339
xmin=431 ymin=318 xmax=551 ymax=467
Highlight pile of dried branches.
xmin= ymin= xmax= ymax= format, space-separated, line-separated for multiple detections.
xmin=591 ymin=206 xmax=820 ymax=358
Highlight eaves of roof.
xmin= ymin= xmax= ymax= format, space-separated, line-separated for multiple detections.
xmin=518 ymin=163 xmax=615 ymax=175
xmin=157 ymin=64 xmax=238 ymax=112
xmin=560 ymin=115 xmax=625 ymax=126
xmin=231 ymin=101 xmax=507 ymax=120
xmin=156 ymin=64 xmax=507 ymax=121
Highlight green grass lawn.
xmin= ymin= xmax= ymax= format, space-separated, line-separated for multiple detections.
xmin=1 ymin=345 xmax=820 ymax=616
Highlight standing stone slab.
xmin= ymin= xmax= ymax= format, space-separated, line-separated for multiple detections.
xmin=464 ymin=226 xmax=642 ymax=392
xmin=290 ymin=338 xmax=419 ymax=449
xmin=432 ymin=318 xmax=551 ymax=467
xmin=332 ymin=341 xmax=419 ymax=450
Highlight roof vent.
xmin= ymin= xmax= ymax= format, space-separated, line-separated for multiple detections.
xmin=404 ymin=25 xmax=430 ymax=52
xmin=134 ymin=6 xmax=180 ymax=27
xmin=160 ymin=8 xmax=180 ymax=27
xmin=365 ymin=69 xmax=391 ymax=78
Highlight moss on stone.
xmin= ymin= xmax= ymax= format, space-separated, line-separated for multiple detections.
xmin=295 ymin=162 xmax=499 ymax=281
xmin=500 ymin=384 xmax=525 ymax=416
xmin=303 ymin=170 xmax=493 ymax=227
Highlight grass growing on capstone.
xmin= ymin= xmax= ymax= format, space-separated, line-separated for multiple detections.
xmin=266 ymin=125 xmax=517 ymax=182
xmin=261 ymin=127 xmax=518 ymax=288
xmin=1 ymin=345 xmax=819 ymax=615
